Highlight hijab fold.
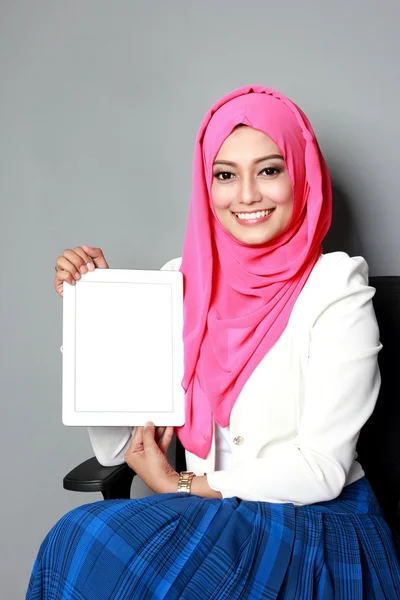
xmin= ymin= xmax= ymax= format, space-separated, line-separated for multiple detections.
xmin=176 ymin=86 xmax=332 ymax=459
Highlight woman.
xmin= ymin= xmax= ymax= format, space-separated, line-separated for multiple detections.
xmin=27 ymin=86 xmax=400 ymax=599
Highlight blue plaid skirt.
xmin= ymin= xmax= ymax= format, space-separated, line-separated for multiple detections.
xmin=27 ymin=477 xmax=400 ymax=599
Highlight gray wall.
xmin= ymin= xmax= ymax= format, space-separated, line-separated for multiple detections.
xmin=1 ymin=0 xmax=399 ymax=596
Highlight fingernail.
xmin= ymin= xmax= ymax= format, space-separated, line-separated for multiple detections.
xmin=87 ymin=262 xmax=94 ymax=271
xmin=74 ymin=272 xmax=81 ymax=280
xmin=145 ymin=421 xmax=154 ymax=427
xmin=79 ymin=265 xmax=87 ymax=274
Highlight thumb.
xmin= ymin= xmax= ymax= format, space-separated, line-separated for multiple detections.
xmin=143 ymin=422 xmax=158 ymax=451
xmin=81 ymin=246 xmax=109 ymax=269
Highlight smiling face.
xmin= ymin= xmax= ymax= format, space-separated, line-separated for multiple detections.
xmin=211 ymin=126 xmax=294 ymax=245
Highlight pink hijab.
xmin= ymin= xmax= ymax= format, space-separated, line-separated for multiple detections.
xmin=175 ymin=85 xmax=332 ymax=459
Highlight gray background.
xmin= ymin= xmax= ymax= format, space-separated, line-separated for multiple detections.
xmin=1 ymin=0 xmax=399 ymax=597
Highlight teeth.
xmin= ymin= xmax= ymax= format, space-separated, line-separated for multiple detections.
xmin=235 ymin=209 xmax=273 ymax=220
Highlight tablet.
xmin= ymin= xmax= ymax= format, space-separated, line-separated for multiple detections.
xmin=62 ymin=268 xmax=185 ymax=426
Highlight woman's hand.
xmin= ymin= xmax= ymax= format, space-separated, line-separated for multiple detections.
xmin=124 ymin=423 xmax=179 ymax=494
xmin=54 ymin=245 xmax=109 ymax=297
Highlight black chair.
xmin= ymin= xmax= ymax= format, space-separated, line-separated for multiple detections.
xmin=63 ymin=277 xmax=400 ymax=529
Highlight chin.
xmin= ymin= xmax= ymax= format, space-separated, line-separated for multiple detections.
xmin=243 ymin=237 xmax=272 ymax=246
xmin=232 ymin=229 xmax=275 ymax=245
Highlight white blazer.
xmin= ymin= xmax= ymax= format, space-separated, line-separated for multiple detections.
xmin=87 ymin=252 xmax=381 ymax=507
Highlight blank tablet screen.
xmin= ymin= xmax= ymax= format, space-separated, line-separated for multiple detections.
xmin=62 ymin=268 xmax=184 ymax=426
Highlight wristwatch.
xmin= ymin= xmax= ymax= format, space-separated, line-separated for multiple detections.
xmin=177 ymin=471 xmax=196 ymax=493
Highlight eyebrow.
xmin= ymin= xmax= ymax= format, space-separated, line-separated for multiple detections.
xmin=213 ymin=154 xmax=284 ymax=167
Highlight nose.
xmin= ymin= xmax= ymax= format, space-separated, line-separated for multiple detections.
xmin=240 ymin=176 xmax=263 ymax=206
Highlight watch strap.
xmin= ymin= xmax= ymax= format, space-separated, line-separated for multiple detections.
xmin=177 ymin=471 xmax=195 ymax=493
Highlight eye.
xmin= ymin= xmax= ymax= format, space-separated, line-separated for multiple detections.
xmin=214 ymin=171 xmax=234 ymax=181
xmin=260 ymin=167 xmax=281 ymax=176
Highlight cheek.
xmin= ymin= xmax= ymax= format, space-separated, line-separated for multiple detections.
xmin=282 ymin=201 xmax=294 ymax=227
xmin=211 ymin=182 xmax=235 ymax=210
xmin=278 ymin=192 xmax=294 ymax=228
xmin=267 ymin=177 xmax=293 ymax=206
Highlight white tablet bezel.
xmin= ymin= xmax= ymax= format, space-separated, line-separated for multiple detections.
xmin=62 ymin=268 xmax=184 ymax=426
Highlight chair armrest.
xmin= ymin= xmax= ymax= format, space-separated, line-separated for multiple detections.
xmin=63 ymin=457 xmax=136 ymax=500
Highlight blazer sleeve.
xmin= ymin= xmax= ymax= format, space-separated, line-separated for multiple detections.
xmin=84 ymin=257 xmax=181 ymax=466
xmin=206 ymin=255 xmax=382 ymax=505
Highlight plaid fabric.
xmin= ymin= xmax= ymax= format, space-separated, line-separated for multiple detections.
xmin=26 ymin=477 xmax=400 ymax=599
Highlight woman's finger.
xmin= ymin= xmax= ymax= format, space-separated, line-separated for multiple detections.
xmin=81 ymin=246 xmax=109 ymax=269
xmin=155 ymin=427 xmax=166 ymax=445
xmin=158 ymin=426 xmax=175 ymax=454
xmin=54 ymin=268 xmax=77 ymax=297
xmin=73 ymin=247 xmax=96 ymax=272
xmin=60 ymin=249 xmax=90 ymax=278
xmin=55 ymin=256 xmax=81 ymax=279
xmin=142 ymin=423 xmax=158 ymax=451
xmin=129 ymin=426 xmax=144 ymax=453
